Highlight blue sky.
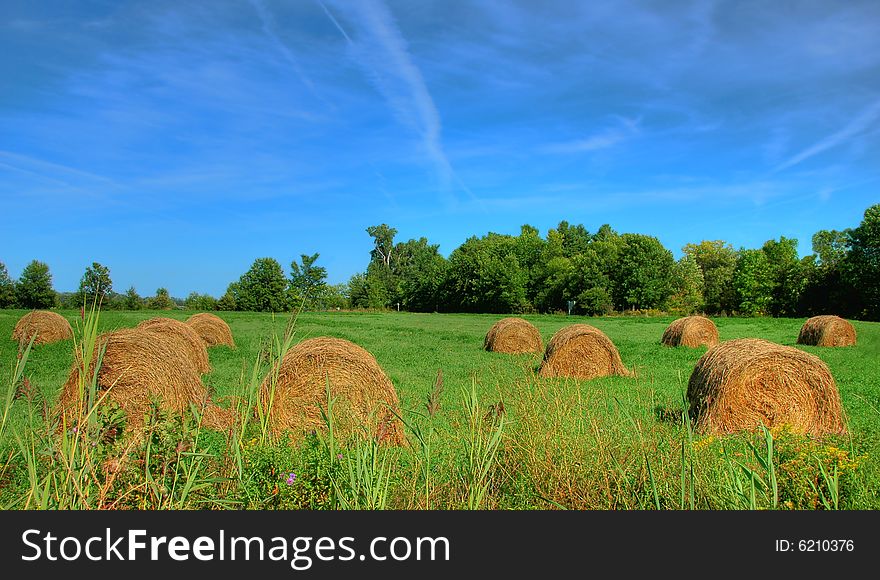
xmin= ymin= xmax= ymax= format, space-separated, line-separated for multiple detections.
xmin=1 ymin=0 xmax=878 ymax=297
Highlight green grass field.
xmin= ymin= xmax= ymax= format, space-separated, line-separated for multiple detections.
xmin=1 ymin=309 xmax=879 ymax=510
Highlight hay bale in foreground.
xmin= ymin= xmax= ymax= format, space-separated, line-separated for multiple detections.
xmin=538 ymin=324 xmax=632 ymax=379
xmin=57 ymin=328 xmax=208 ymax=429
xmin=12 ymin=311 xmax=73 ymax=345
xmin=796 ymin=315 xmax=857 ymax=347
xmin=484 ymin=317 xmax=543 ymax=354
xmin=261 ymin=337 xmax=406 ymax=446
xmin=687 ymin=338 xmax=846 ymax=436
xmin=137 ymin=317 xmax=212 ymax=374
xmin=661 ymin=316 xmax=719 ymax=348
xmin=186 ymin=313 xmax=235 ymax=348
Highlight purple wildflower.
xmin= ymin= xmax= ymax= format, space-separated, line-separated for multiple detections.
xmin=286 ymin=473 xmax=296 ymax=485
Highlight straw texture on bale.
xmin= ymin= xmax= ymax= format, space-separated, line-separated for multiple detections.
xmin=186 ymin=313 xmax=235 ymax=348
xmin=57 ymin=328 xmax=209 ymax=429
xmin=12 ymin=311 xmax=73 ymax=345
xmin=262 ymin=337 xmax=406 ymax=446
xmin=137 ymin=317 xmax=212 ymax=374
xmin=796 ymin=315 xmax=857 ymax=347
xmin=538 ymin=324 xmax=632 ymax=379
xmin=687 ymin=338 xmax=846 ymax=436
xmin=661 ymin=316 xmax=720 ymax=348
xmin=484 ymin=317 xmax=544 ymax=354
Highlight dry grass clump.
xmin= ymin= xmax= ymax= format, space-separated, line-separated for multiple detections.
xmin=57 ymin=328 xmax=209 ymax=430
xmin=12 ymin=311 xmax=73 ymax=345
xmin=796 ymin=315 xmax=857 ymax=347
xmin=484 ymin=317 xmax=544 ymax=354
xmin=687 ymin=338 xmax=847 ymax=436
xmin=186 ymin=313 xmax=235 ymax=348
xmin=137 ymin=317 xmax=211 ymax=374
xmin=261 ymin=337 xmax=406 ymax=446
xmin=661 ymin=316 xmax=719 ymax=348
xmin=538 ymin=324 xmax=632 ymax=379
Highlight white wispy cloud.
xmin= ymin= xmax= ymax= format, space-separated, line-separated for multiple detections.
xmin=774 ymin=98 xmax=880 ymax=172
xmin=540 ymin=116 xmax=641 ymax=154
xmin=248 ymin=0 xmax=319 ymax=97
xmin=321 ymin=0 xmax=479 ymax=207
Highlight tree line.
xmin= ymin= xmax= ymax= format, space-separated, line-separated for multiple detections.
xmin=2 ymin=203 xmax=877 ymax=320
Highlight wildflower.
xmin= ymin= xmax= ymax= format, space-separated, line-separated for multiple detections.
xmin=337 ymin=454 xmax=343 ymax=460
xmin=286 ymin=473 xmax=296 ymax=485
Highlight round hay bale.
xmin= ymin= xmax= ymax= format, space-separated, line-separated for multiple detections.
xmin=538 ymin=324 xmax=632 ymax=379
xmin=796 ymin=315 xmax=857 ymax=347
xmin=687 ymin=338 xmax=847 ymax=436
xmin=484 ymin=317 xmax=543 ymax=354
xmin=661 ymin=316 xmax=719 ymax=348
xmin=137 ymin=317 xmax=212 ymax=374
xmin=261 ymin=337 xmax=406 ymax=446
xmin=57 ymin=328 xmax=208 ymax=430
xmin=186 ymin=313 xmax=235 ymax=348
xmin=11 ymin=311 xmax=73 ymax=345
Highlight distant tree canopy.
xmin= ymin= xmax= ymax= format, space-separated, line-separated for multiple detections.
xmin=4 ymin=203 xmax=877 ymax=320
xmin=145 ymin=287 xmax=175 ymax=310
xmin=78 ymin=261 xmax=113 ymax=308
xmin=16 ymin=260 xmax=56 ymax=309
xmin=184 ymin=292 xmax=217 ymax=311
xmin=232 ymin=257 xmax=289 ymax=312
xmin=289 ymin=253 xmax=327 ymax=309
xmin=0 ymin=262 xmax=15 ymax=308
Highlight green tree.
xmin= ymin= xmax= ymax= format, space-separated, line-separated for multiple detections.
xmin=612 ymin=234 xmax=674 ymax=310
xmin=552 ymin=220 xmax=592 ymax=258
xmin=513 ymin=224 xmax=546 ymax=306
xmin=367 ymin=224 xmax=398 ymax=268
xmin=289 ymin=253 xmax=327 ymax=309
xmin=123 ymin=286 xmax=142 ymax=310
xmin=443 ymin=234 xmax=529 ymax=313
xmin=234 ymin=258 xmax=289 ymax=312
xmin=184 ymin=292 xmax=217 ymax=311
xmin=347 ymin=273 xmax=369 ymax=309
xmin=667 ymin=255 xmax=705 ymax=314
xmin=322 ymin=283 xmax=350 ymax=310
xmin=845 ymin=204 xmax=880 ymax=320
xmin=146 ymin=287 xmax=175 ymax=310
xmin=812 ymin=229 xmax=850 ymax=268
xmin=0 ymin=262 xmax=15 ymax=308
xmin=761 ymin=237 xmax=803 ymax=316
xmin=534 ymin=255 xmax=574 ymax=312
xmin=683 ymin=240 xmax=738 ymax=314
xmin=217 ymin=283 xmax=239 ymax=311
xmin=77 ymin=261 xmax=112 ymax=307
xmin=363 ymin=224 xmax=399 ymax=308
xmin=800 ymin=229 xmax=854 ymax=316
xmin=394 ymin=238 xmax=448 ymax=311
xmin=577 ymin=286 xmax=614 ymax=316
xmin=733 ymin=249 xmax=773 ymax=315
xmin=16 ymin=260 xmax=56 ymax=309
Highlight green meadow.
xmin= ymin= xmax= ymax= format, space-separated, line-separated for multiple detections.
xmin=1 ymin=309 xmax=879 ymax=510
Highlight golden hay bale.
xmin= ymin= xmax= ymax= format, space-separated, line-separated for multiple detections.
xmin=57 ymin=328 xmax=208 ymax=429
xmin=137 ymin=317 xmax=212 ymax=374
xmin=687 ymin=338 xmax=846 ymax=436
xmin=796 ymin=315 xmax=857 ymax=347
xmin=261 ymin=337 xmax=406 ymax=446
xmin=11 ymin=311 xmax=73 ymax=345
xmin=200 ymin=402 xmax=239 ymax=434
xmin=484 ymin=317 xmax=544 ymax=354
xmin=538 ymin=324 xmax=632 ymax=379
xmin=186 ymin=313 xmax=235 ymax=348
xmin=661 ymin=316 xmax=720 ymax=348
